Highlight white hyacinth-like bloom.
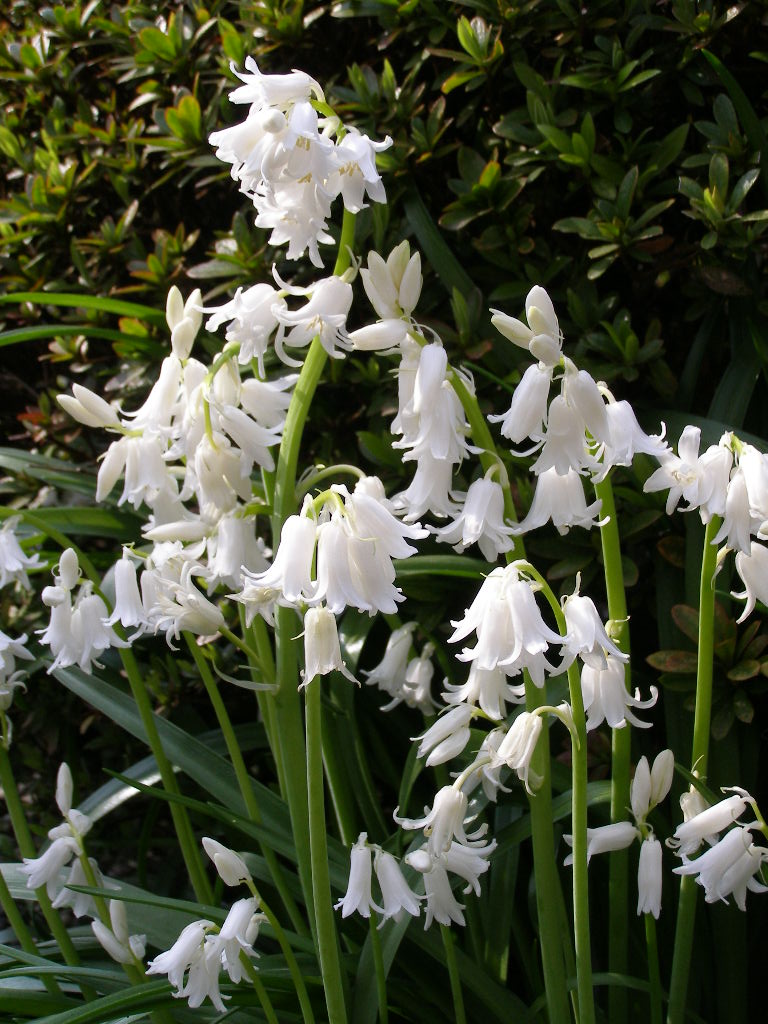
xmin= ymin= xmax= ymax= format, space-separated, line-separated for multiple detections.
xmin=674 ymin=825 xmax=768 ymax=910
xmin=563 ymin=822 xmax=639 ymax=866
xmin=732 ymin=541 xmax=768 ymax=622
xmin=668 ymin=788 xmax=754 ymax=857
xmin=373 ymin=849 xmax=422 ymax=923
xmin=449 ymin=564 xmax=564 ymax=686
xmin=637 ymin=836 xmax=663 ymax=918
xmin=302 ymin=606 xmax=356 ymax=685
xmin=362 ymin=622 xmax=416 ymax=700
xmin=561 ymin=588 xmax=627 ymax=671
xmin=432 ymin=474 xmax=514 ymax=560
xmin=335 ymin=833 xmax=382 ymax=918
xmin=394 ymin=786 xmax=484 ymax=858
xmin=492 ymin=711 xmax=543 ymax=793
xmin=0 ymin=518 xmax=42 ymax=590
xmin=509 ymin=467 xmax=605 ymax=536
xmin=209 ymin=59 xmax=391 ymax=267
xmin=147 ymin=898 xmax=264 ymax=1011
xmin=202 ymin=837 xmax=252 ymax=888
xmin=581 ymin=655 xmax=657 ymax=731
xmin=491 ymin=285 xmax=562 ymax=367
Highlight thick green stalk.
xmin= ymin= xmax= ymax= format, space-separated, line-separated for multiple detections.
xmin=119 ymin=647 xmax=212 ymax=906
xmin=566 ymin=659 xmax=595 ymax=1024
xmin=0 ymin=745 xmax=81 ymax=969
xmin=439 ymin=375 xmax=571 ymax=1023
xmin=645 ymin=913 xmax=663 ymax=1024
xmin=268 ymin=210 xmax=356 ymax=936
xmin=440 ymin=924 xmax=467 ymax=1024
xmin=242 ymin=956 xmax=280 ymax=1024
xmin=305 ymin=677 xmax=348 ymax=1024
xmin=666 ymin=516 xmax=721 ymax=1024
xmin=525 ymin=567 xmax=595 ymax=1024
xmin=185 ymin=636 xmax=306 ymax=936
xmin=369 ymin=912 xmax=389 ymax=1024
xmin=593 ymin=474 xmax=631 ymax=1022
xmin=523 ymin=677 xmax=573 ymax=1024
xmin=0 ymin=867 xmax=62 ymax=996
xmin=247 ymin=881 xmax=316 ymax=1024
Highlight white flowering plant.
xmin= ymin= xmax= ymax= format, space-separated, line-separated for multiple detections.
xmin=1 ymin=54 xmax=767 ymax=1024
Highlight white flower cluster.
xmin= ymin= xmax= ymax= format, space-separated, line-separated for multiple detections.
xmin=644 ymin=427 xmax=768 ymax=621
xmin=21 ymin=764 xmax=146 ymax=961
xmin=0 ymin=517 xmax=42 ymax=589
xmin=362 ymin=623 xmax=437 ymax=714
xmin=564 ymin=750 xmax=674 ymax=919
xmin=209 ymin=60 xmax=391 ymax=267
xmin=0 ymin=520 xmax=38 ymax=747
xmin=236 ymin=476 xmax=427 ymax=683
xmin=39 ymin=548 xmax=127 ymax=674
xmin=488 ymin=288 xmax=667 ymax=535
xmin=148 ymin=837 xmax=264 ymax=1011
xmin=668 ymin=786 xmax=768 ymax=910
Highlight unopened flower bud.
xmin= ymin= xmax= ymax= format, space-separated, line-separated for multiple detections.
xmin=650 ymin=749 xmax=674 ymax=806
xmin=55 ymin=762 xmax=73 ymax=817
xmin=166 ymin=286 xmax=185 ymax=331
xmin=58 ymin=549 xmax=80 ymax=591
xmin=202 ymin=837 xmax=252 ymax=887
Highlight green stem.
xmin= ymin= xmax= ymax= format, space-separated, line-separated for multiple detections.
xmin=296 ymin=463 xmax=366 ymax=500
xmin=566 ymin=658 xmax=595 ymax=1024
xmin=0 ymin=867 xmax=62 ymax=996
xmin=522 ymin=569 xmax=593 ymax=1024
xmin=440 ymin=923 xmax=466 ymax=1024
xmin=185 ymin=635 xmax=306 ymax=937
xmin=267 ymin=212 xmax=356 ymax=937
xmin=219 ymin=624 xmax=261 ymax=661
xmin=247 ymin=881 xmax=316 ymax=1024
xmin=119 ymin=647 xmax=212 ymax=906
xmin=645 ymin=913 xmax=663 ymax=1024
xmin=369 ymin=912 xmax=389 ymax=1024
xmin=243 ymin=956 xmax=280 ymax=1024
xmin=593 ymin=474 xmax=631 ymax=1023
xmin=305 ymin=677 xmax=348 ymax=1024
xmin=0 ymin=745 xmax=82 ymax=970
xmin=239 ymin=608 xmax=286 ymax=800
xmin=523 ymin=676 xmax=573 ymax=1024
xmin=666 ymin=515 xmax=721 ymax=1024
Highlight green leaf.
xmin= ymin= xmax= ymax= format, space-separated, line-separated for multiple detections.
xmin=726 ymin=661 xmax=761 ymax=682
xmin=138 ymin=26 xmax=177 ymax=61
xmin=0 ymin=449 xmax=96 ymax=497
xmin=646 ymin=650 xmax=698 ymax=673
xmin=27 ymin=506 xmax=141 ymax=541
xmin=393 ymin=554 xmax=493 ymax=579
xmin=0 ymin=292 xmax=165 ymax=324
xmin=404 ymin=189 xmax=481 ymax=305
xmin=702 ymin=50 xmax=768 ymax=201
xmin=616 ymin=166 xmax=639 ymax=221
xmin=30 ymin=980 xmax=173 ymax=1024
xmin=0 ymin=325 xmax=128 ymax=348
